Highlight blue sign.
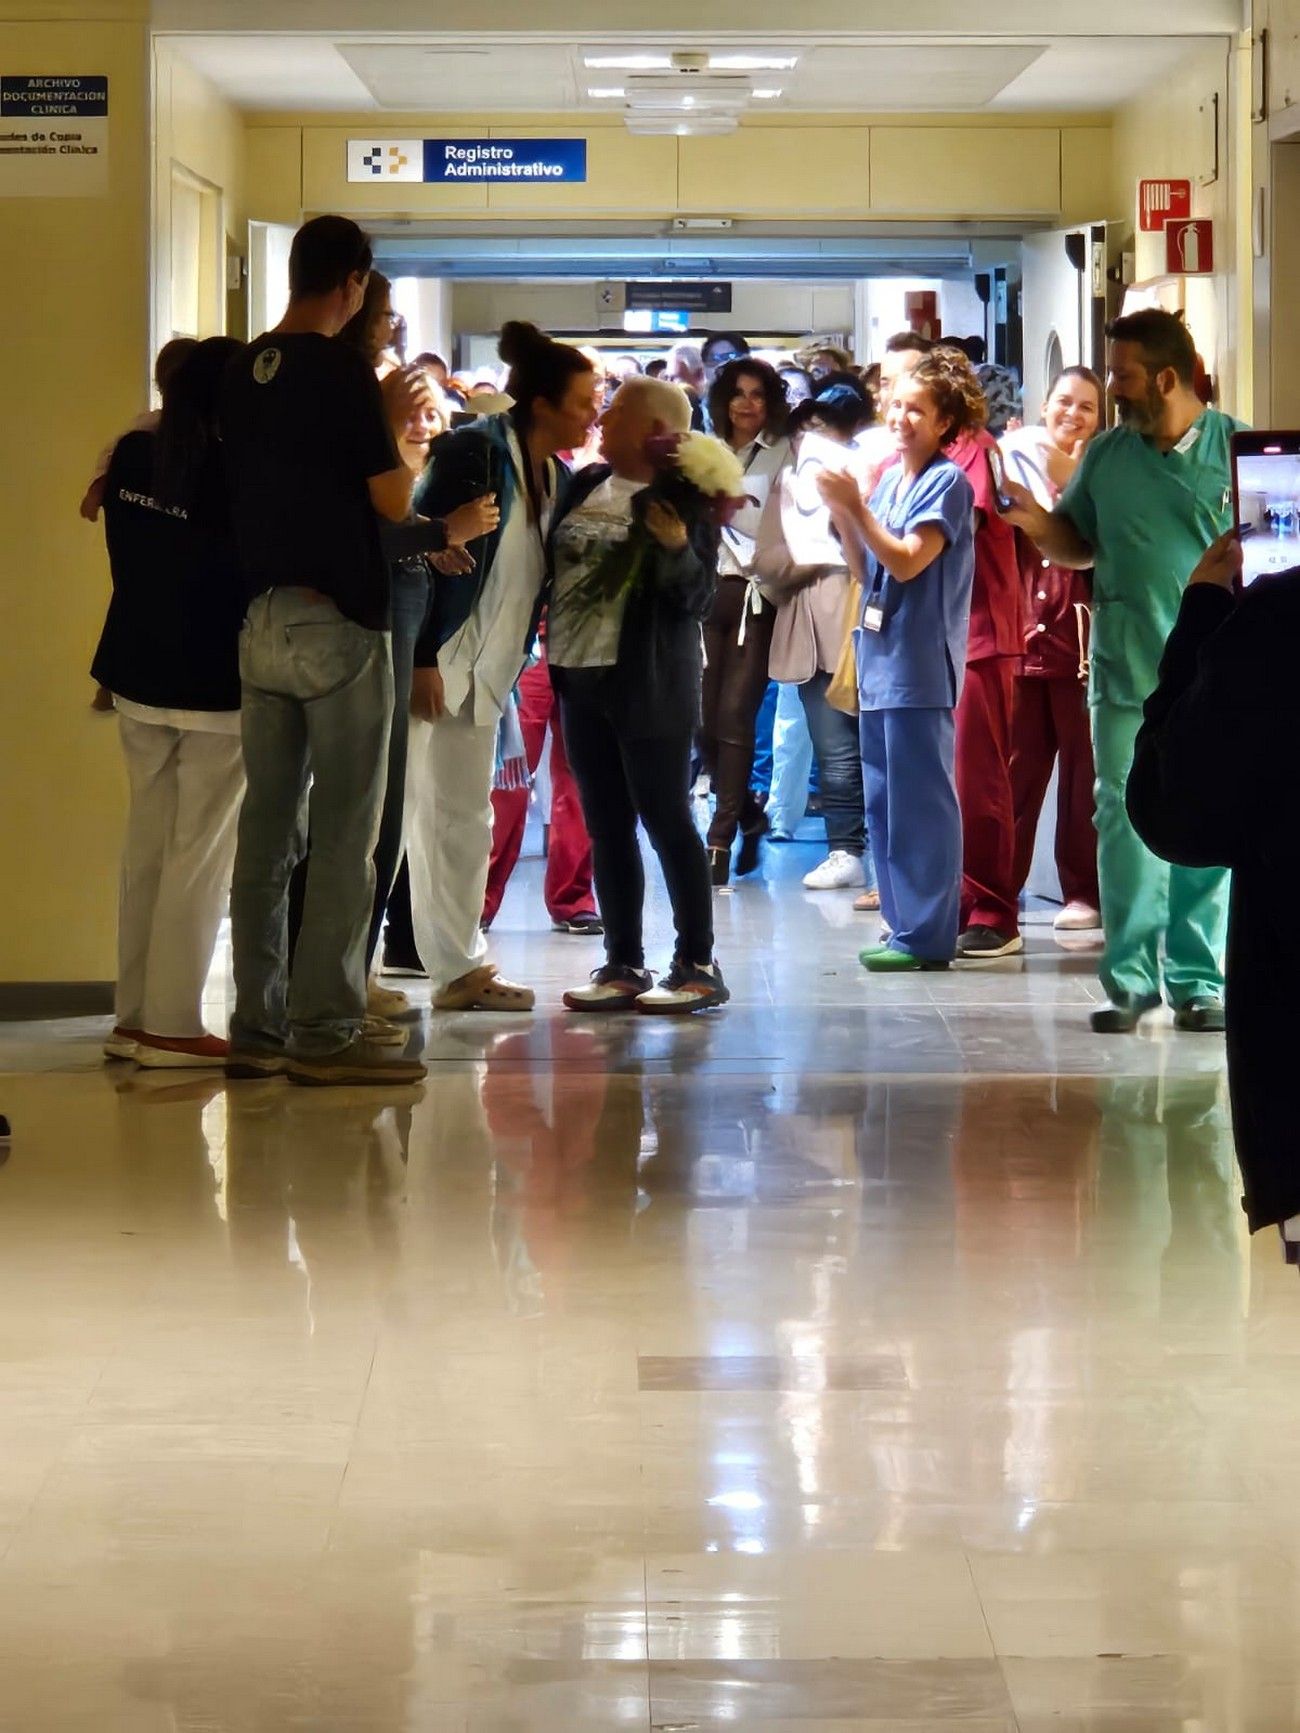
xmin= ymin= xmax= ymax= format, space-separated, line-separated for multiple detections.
xmin=423 ymin=139 xmax=587 ymax=184
xmin=1 ymin=75 xmax=108 ymax=118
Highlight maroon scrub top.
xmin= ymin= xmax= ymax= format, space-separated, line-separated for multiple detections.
xmin=951 ymin=430 xmax=1024 ymax=664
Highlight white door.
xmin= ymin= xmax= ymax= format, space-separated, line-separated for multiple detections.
xmin=247 ymin=221 xmax=296 ymax=338
xmin=1020 ymin=224 xmax=1107 ymax=420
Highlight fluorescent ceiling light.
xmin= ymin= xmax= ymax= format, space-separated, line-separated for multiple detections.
xmin=585 ymin=54 xmax=671 ymax=70
xmin=710 ymin=54 xmax=799 ymax=71
xmin=585 ymin=51 xmax=798 ymax=72
xmin=586 ymin=86 xmax=626 ymax=98
xmin=753 ymin=88 xmax=783 ymax=99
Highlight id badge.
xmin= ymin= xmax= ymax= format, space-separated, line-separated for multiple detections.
xmin=863 ymin=603 xmax=885 ymax=634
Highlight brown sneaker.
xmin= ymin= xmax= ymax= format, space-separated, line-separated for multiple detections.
xmin=286 ymin=1040 xmax=427 ymax=1088
xmin=433 ymin=965 xmax=535 ymax=1013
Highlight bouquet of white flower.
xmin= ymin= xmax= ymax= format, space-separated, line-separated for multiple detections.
xmin=556 ymin=430 xmax=749 ymax=633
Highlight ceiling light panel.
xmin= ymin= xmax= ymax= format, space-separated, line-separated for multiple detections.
xmin=584 ymin=51 xmax=799 ymax=72
xmin=709 ymin=54 xmax=799 ymax=71
xmin=624 ymin=72 xmax=754 ymax=111
xmin=584 ymin=54 xmax=672 ymax=70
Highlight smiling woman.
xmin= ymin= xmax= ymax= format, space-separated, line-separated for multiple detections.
xmin=817 ymin=347 xmax=985 ymax=972
xmin=698 ymin=358 xmax=792 ymax=887
xmin=1001 ymin=365 xmax=1104 ymax=936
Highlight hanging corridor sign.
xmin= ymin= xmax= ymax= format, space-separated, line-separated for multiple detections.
xmin=347 ymin=138 xmax=588 ymax=186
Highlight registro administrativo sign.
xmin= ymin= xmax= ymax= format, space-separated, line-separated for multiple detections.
xmin=0 ymin=75 xmax=108 ymax=197
xmin=347 ymin=138 xmax=588 ymax=185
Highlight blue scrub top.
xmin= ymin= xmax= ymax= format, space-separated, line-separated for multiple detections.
xmin=854 ymin=457 xmax=976 ymax=712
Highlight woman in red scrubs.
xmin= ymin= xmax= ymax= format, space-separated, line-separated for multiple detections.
xmin=1001 ymin=367 xmax=1103 ymax=932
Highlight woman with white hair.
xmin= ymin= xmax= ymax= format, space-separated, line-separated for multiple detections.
xmin=548 ymin=376 xmax=728 ymax=1015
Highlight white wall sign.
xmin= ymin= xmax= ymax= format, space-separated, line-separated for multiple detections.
xmin=0 ymin=75 xmax=108 ymax=197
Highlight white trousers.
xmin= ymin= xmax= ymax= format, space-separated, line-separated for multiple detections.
xmin=115 ymin=715 xmax=245 ymax=1036
xmin=405 ymin=704 xmax=499 ymax=992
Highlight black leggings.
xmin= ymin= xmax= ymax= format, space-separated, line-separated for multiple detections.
xmin=700 ymin=578 xmax=776 ymax=849
xmin=560 ymin=700 xmax=713 ymax=970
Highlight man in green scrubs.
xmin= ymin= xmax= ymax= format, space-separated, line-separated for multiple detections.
xmin=1004 ymin=309 xmax=1242 ymax=1033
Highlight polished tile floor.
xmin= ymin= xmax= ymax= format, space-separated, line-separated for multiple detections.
xmin=0 ymin=839 xmax=1296 ymax=1730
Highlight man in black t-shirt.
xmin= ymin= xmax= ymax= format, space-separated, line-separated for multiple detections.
xmin=221 ymin=215 xmax=433 ymax=1088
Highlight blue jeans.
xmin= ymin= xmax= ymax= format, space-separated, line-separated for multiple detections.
xmin=859 ymin=707 xmax=960 ymax=962
xmin=750 ymin=679 xmax=779 ymax=795
xmin=800 ymin=671 xmax=869 ymax=867
xmin=231 ymin=589 xmax=393 ymax=1058
xmin=367 ymin=560 xmax=429 ymax=967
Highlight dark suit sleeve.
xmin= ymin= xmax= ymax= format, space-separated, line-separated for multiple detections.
xmin=1127 ymin=583 xmax=1268 ymax=871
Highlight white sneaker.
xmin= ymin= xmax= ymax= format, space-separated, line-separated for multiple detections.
xmin=1054 ymin=901 xmax=1102 ymax=932
xmin=802 ymin=851 xmax=868 ymax=891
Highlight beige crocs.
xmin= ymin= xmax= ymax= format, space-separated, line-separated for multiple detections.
xmin=433 ymin=965 xmax=535 ymax=1013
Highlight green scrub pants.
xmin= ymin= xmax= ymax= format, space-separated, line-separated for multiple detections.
xmin=1091 ymin=701 xmax=1228 ymax=1006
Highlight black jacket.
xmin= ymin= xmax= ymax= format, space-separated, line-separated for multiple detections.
xmin=1127 ymin=574 xmax=1300 ymax=1231
xmin=92 ymin=432 xmax=246 ymax=712
xmin=546 ymin=462 xmax=718 ymax=739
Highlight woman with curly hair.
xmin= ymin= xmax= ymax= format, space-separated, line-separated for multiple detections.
xmin=818 ymin=348 xmax=982 ymax=972
xmin=698 ymin=357 xmax=791 ymax=886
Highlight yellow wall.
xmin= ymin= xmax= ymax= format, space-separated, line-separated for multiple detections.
xmin=1250 ymin=0 xmax=1300 ymax=421
xmin=1107 ymin=38 xmax=1247 ymax=414
xmin=153 ymin=40 xmax=247 ymax=344
xmin=0 ymin=4 xmax=150 ymax=983
xmin=249 ymin=110 xmax=1112 ymax=227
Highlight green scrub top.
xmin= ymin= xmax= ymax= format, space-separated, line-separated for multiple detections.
xmin=1057 ymin=408 xmax=1245 ymax=708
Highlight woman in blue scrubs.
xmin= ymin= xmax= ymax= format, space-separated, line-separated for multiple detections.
xmin=818 ymin=347 xmax=982 ymax=972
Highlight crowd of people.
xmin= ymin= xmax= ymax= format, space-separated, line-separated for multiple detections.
xmin=83 ymin=211 xmax=1239 ymax=1098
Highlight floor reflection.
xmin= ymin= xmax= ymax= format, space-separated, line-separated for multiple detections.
xmin=0 ymin=1000 xmax=1292 ymax=1727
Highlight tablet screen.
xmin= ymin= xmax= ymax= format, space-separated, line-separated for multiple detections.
xmin=1236 ymin=446 xmax=1300 ymax=586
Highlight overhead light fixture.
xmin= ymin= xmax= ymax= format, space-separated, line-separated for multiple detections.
xmin=585 ymin=54 xmax=672 ymax=70
xmin=586 ymin=86 xmax=626 ymax=98
xmin=606 ymin=50 xmax=784 ymax=135
xmin=624 ymin=73 xmax=753 ymax=113
xmin=584 ymin=51 xmax=799 ymax=72
xmin=709 ymin=54 xmax=799 ymax=71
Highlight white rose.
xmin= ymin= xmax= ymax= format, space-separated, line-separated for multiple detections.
xmin=674 ymin=432 xmax=746 ymax=499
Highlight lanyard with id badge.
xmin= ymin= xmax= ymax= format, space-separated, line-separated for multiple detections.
xmin=863 ymin=572 xmax=887 ymax=634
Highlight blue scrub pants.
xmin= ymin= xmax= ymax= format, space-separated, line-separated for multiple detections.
xmin=859 ymin=707 xmax=961 ymax=961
